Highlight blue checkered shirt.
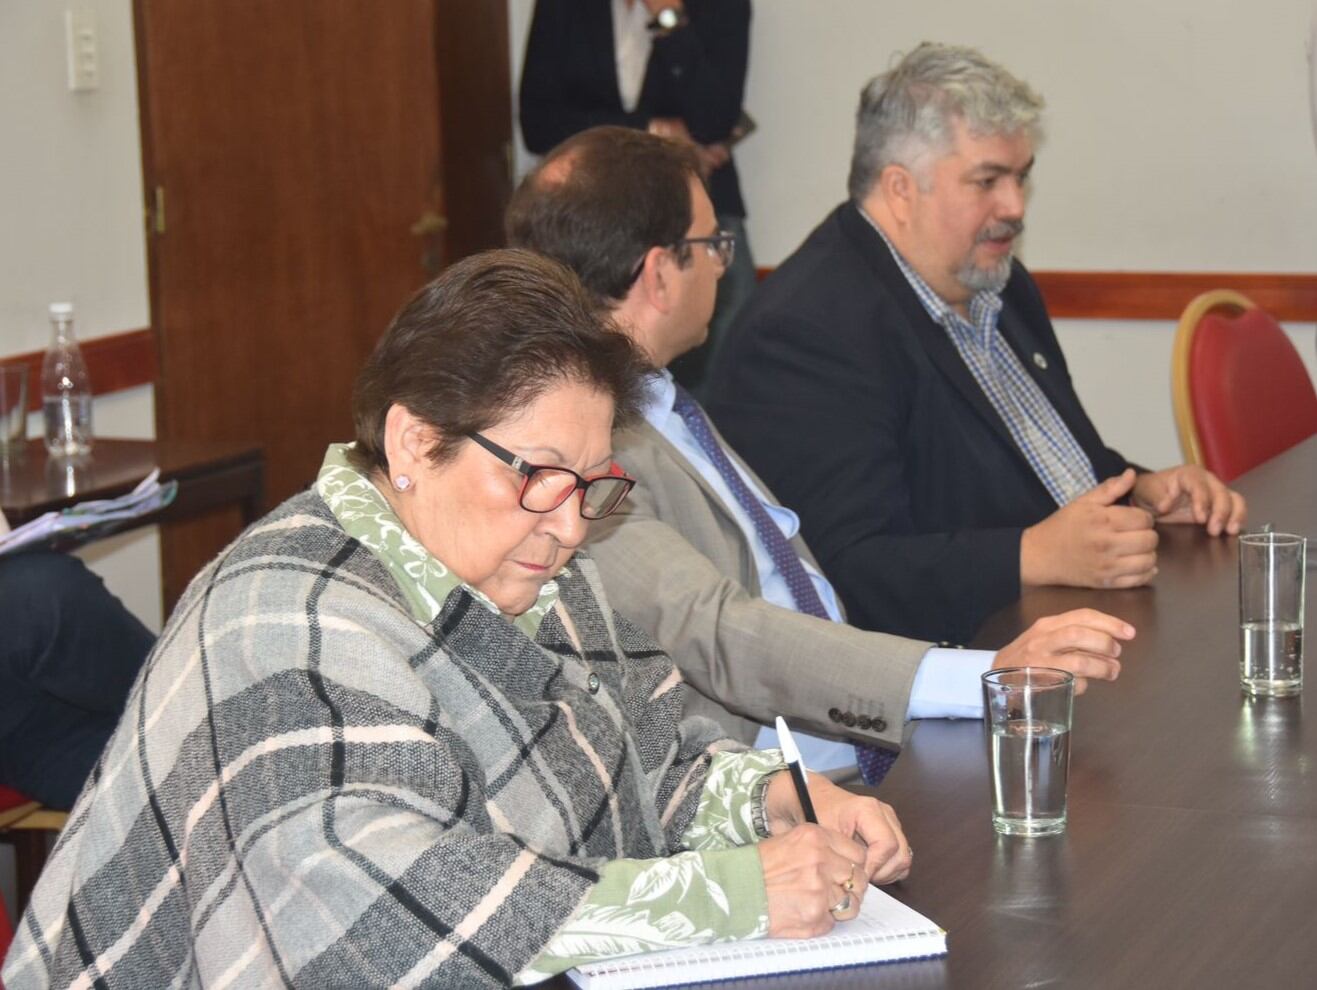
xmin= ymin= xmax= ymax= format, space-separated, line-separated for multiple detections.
xmin=859 ymin=207 xmax=1097 ymax=506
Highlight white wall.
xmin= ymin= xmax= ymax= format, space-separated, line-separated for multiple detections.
xmin=1 ymin=2 xmax=161 ymax=632
xmin=0 ymin=0 xmax=1311 ymax=925
xmin=1059 ymin=318 xmax=1317 ymax=469
xmin=508 ymin=0 xmax=1317 ymax=469
xmin=2 ymin=0 xmax=1311 ymax=649
xmin=1 ymin=2 xmax=150 ymax=349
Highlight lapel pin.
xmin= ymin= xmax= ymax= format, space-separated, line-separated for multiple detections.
xmin=1033 ymin=352 xmax=1048 ymax=370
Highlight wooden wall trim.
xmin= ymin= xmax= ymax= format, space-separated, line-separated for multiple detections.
xmin=755 ymin=269 xmax=1317 ymax=322
xmin=1032 ymin=272 xmax=1317 ymax=321
xmin=3 ymin=328 xmax=157 ymax=411
xmin=1 ymin=272 xmax=1309 ymax=409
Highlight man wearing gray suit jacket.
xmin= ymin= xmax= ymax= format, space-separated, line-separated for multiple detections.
xmin=506 ymin=126 xmax=1130 ymax=780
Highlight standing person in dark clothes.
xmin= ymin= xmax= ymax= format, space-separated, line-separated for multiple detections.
xmin=519 ymin=0 xmax=756 ymax=397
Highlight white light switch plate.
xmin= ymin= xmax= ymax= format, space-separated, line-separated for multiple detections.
xmin=64 ymin=8 xmax=99 ymax=92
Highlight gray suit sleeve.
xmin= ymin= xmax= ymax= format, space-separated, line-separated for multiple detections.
xmin=588 ymin=440 xmax=930 ymax=751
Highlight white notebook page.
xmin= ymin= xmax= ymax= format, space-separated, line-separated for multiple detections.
xmin=566 ymin=887 xmax=946 ymax=990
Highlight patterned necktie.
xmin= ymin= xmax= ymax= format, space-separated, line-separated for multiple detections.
xmin=671 ymin=385 xmax=896 ymax=785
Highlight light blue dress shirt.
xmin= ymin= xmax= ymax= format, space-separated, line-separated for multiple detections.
xmin=641 ymin=372 xmax=993 ymax=771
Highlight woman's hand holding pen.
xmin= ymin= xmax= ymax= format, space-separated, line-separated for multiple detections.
xmin=757 ymin=771 xmax=912 ymax=936
xmin=757 ymin=821 xmax=869 ymax=937
xmin=805 ymin=775 xmax=912 ymax=885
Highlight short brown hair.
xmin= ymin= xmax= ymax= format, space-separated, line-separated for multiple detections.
xmin=350 ymin=248 xmax=651 ymax=474
xmin=506 ymin=126 xmax=703 ymax=302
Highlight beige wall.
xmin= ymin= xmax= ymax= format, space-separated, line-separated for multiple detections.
xmin=1 ymin=2 xmax=160 ymax=632
xmin=736 ymin=1 xmax=1317 ymax=269
xmin=0 ymin=0 xmax=159 ymax=918
xmin=509 ymin=0 xmax=1317 ymax=468
xmin=3 ymin=1 xmax=1315 ymax=635
xmin=0 ymin=0 xmax=1313 ymax=924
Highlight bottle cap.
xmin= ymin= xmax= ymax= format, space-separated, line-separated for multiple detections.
xmin=49 ymin=302 xmax=74 ymax=319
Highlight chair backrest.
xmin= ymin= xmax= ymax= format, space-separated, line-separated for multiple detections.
xmin=1172 ymin=290 xmax=1317 ymax=482
xmin=0 ymin=785 xmax=37 ymax=827
xmin=1 ymin=887 xmax=11 ymax=973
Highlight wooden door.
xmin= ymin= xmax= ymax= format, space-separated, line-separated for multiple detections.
xmin=436 ymin=0 xmax=514 ymax=261
xmin=135 ymin=1 xmax=510 ymax=610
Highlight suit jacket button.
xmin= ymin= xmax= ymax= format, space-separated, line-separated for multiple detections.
xmin=841 ymin=711 xmax=856 ymax=727
xmin=828 ymin=707 xmax=843 ymax=723
xmin=587 ymin=672 xmax=601 ymax=694
xmin=872 ymin=718 xmax=887 ymax=733
xmin=857 ymin=715 xmax=872 ymax=730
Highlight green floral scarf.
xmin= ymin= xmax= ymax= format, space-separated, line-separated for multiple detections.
xmin=315 ymin=443 xmax=561 ymax=637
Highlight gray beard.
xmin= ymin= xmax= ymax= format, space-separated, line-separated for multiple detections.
xmin=956 ymin=254 xmax=1012 ymax=295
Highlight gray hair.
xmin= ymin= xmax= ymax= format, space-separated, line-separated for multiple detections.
xmin=847 ymin=42 xmax=1045 ymax=201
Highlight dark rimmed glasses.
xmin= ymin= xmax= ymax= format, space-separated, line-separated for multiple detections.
xmin=469 ymin=432 xmax=636 ymax=520
xmin=627 ymin=230 xmax=737 ymax=284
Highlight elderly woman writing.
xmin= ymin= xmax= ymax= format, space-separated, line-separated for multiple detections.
xmin=4 ymin=250 xmax=911 ymax=989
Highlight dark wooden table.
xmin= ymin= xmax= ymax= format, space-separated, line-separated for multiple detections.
xmin=670 ymin=437 xmax=1317 ymax=989
xmin=0 ymin=437 xmax=264 ymax=532
xmin=854 ymin=437 xmax=1317 ymax=988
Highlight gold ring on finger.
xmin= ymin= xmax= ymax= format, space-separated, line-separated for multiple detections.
xmin=843 ymin=863 xmax=856 ymax=892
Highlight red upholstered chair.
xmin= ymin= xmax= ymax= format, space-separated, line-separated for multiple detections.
xmin=1172 ymin=290 xmax=1317 ymax=482
xmin=1 ymin=888 xmax=12 ymax=976
xmin=0 ymin=785 xmax=67 ymax=918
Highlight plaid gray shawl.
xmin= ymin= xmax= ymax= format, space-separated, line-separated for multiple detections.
xmin=3 ymin=492 xmax=731 ymax=988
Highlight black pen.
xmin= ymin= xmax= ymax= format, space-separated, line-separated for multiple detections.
xmin=775 ymin=716 xmax=818 ymax=824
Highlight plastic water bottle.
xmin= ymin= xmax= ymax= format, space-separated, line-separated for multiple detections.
xmin=42 ymin=302 xmax=94 ymax=457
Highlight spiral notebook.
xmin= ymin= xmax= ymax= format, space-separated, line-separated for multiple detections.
xmin=565 ymin=888 xmax=946 ymax=989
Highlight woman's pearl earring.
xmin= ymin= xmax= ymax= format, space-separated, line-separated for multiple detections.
xmin=392 ymin=475 xmax=412 ymax=493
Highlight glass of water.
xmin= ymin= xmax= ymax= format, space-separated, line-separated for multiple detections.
xmin=982 ymin=668 xmax=1074 ymax=837
xmin=0 ymin=362 xmax=27 ymax=462
xmin=1238 ymin=532 xmax=1306 ymax=697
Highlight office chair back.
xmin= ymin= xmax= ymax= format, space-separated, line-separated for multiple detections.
xmin=1172 ymin=290 xmax=1317 ymax=481
xmin=0 ymin=784 xmax=69 ymax=925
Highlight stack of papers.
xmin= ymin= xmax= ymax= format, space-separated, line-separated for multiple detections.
xmin=0 ymin=469 xmax=178 ymax=555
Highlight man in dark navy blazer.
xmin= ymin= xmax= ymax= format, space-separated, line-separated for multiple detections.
xmin=706 ymin=43 xmax=1246 ymax=643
